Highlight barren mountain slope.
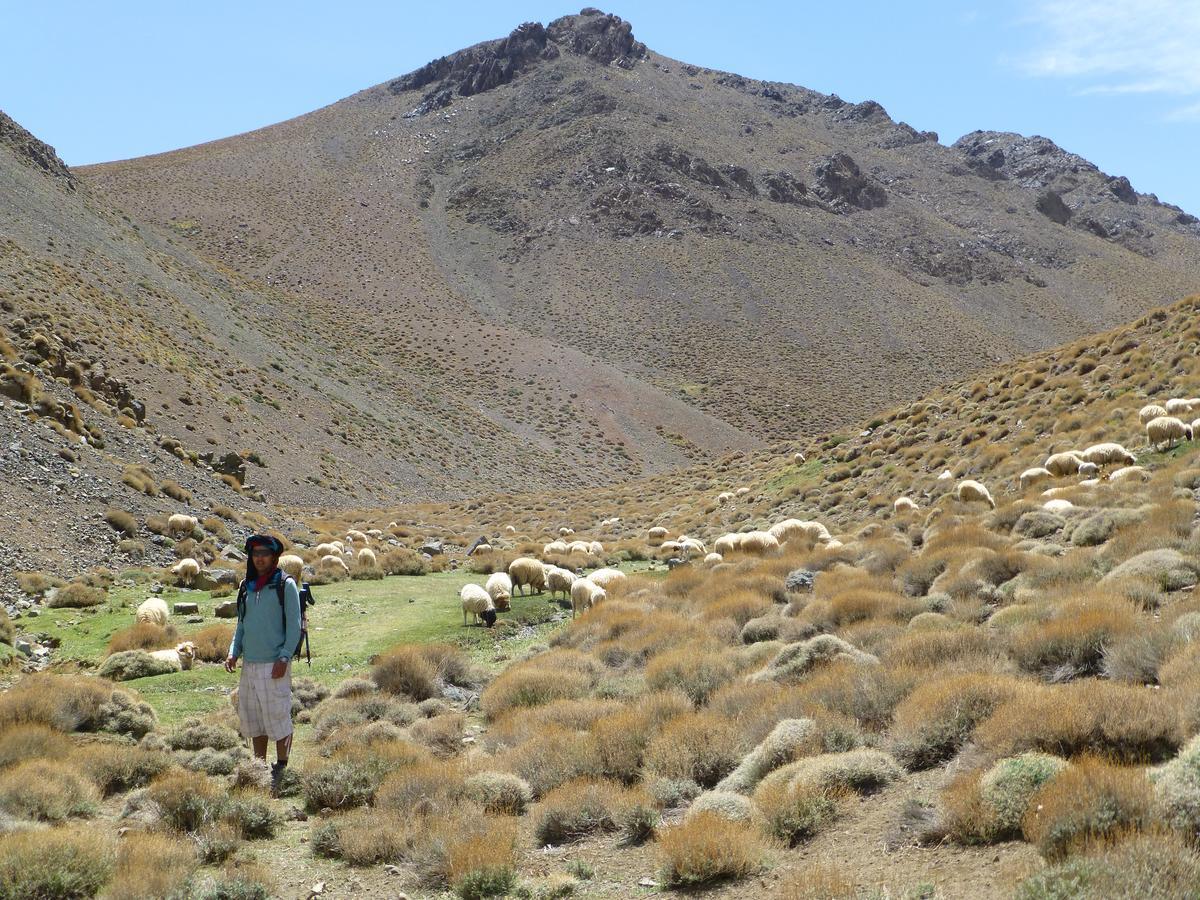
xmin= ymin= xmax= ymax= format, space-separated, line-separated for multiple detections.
xmin=84 ymin=10 xmax=1200 ymax=445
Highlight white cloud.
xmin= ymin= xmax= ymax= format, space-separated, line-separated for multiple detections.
xmin=1019 ymin=0 xmax=1200 ymax=118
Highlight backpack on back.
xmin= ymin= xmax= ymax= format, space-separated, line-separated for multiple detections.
xmin=235 ymin=575 xmax=316 ymax=664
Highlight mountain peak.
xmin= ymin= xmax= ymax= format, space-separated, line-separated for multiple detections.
xmin=389 ymin=8 xmax=644 ymax=112
xmin=0 ymin=110 xmax=75 ymax=187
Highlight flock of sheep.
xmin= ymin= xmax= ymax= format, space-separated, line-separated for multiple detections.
xmin=460 ymin=558 xmax=627 ymax=626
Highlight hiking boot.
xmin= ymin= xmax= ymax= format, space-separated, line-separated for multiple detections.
xmin=271 ymin=761 xmax=288 ymax=797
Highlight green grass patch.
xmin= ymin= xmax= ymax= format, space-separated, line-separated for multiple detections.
xmin=761 ymin=457 xmax=824 ymax=498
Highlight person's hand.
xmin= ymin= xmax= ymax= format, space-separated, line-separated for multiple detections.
xmin=224 ymin=655 xmax=238 ymax=673
xmin=271 ymin=659 xmax=288 ymax=679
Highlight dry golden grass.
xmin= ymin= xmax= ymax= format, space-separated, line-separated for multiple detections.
xmin=531 ymin=777 xmax=656 ymax=844
xmin=106 ymin=621 xmax=178 ymax=654
xmin=890 ymin=673 xmax=1021 ymax=768
xmin=1010 ymin=595 xmax=1140 ymax=677
xmin=753 ymin=778 xmax=843 ymax=845
xmin=644 ymin=710 xmax=742 ymax=788
xmin=480 ymin=653 xmax=595 ymax=720
xmin=0 ymin=757 xmax=99 ymax=821
xmin=644 ymin=642 xmax=737 ymax=704
xmin=104 ymin=831 xmax=197 ymax=900
xmin=657 ymin=811 xmax=767 ymax=886
xmin=0 ymin=723 xmax=62 ymax=768
xmin=0 ymin=825 xmax=114 ymax=900
xmin=774 ymin=862 xmax=859 ymax=899
xmin=494 ymin=725 xmax=602 ymax=798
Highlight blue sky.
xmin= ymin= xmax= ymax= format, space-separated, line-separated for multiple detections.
xmin=4 ymin=0 xmax=1199 ymax=213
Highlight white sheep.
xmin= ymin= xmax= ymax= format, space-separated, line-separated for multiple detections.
xmin=314 ymin=542 xmax=339 ymax=558
xmin=545 ymin=566 xmax=577 ymax=600
xmin=956 ymin=479 xmax=996 ymax=509
xmin=366 ymin=529 xmax=384 ymax=539
xmin=1043 ymin=499 xmax=1076 ymax=513
xmin=703 ymin=552 xmax=723 ymax=566
xmin=1109 ymin=465 xmax=1150 ymax=483
xmin=1019 ymin=467 xmax=1052 ymax=490
xmin=738 ymin=531 xmax=780 ymax=556
xmin=793 ymin=452 xmax=806 ymax=464
xmin=504 ymin=525 xmax=517 ymax=534
xmin=936 ymin=469 xmax=954 ymax=482
xmin=346 ymin=529 xmax=368 ymax=544
xmin=461 ymin=584 xmax=496 ymax=627
xmin=148 ymin=641 xmax=197 ymax=672
xmin=588 ymin=541 xmax=604 ymax=556
xmin=279 ymin=554 xmax=305 ymax=582
xmin=587 ymin=568 xmax=627 ymax=591
xmin=714 ymin=533 xmax=741 ymax=555
xmin=166 ymin=514 xmax=198 ymax=537
xmin=508 ymin=557 xmax=547 ymax=595
xmin=570 ymin=579 xmax=606 ymax=618
xmin=485 ymin=572 xmax=513 ymax=610
xmin=679 ymin=537 xmax=706 ymax=558
xmin=767 ymin=519 xmax=830 ymax=546
xmin=658 ymin=540 xmax=683 ymax=556
xmin=1146 ymin=416 xmax=1193 ymax=451
xmin=1079 ymin=442 xmax=1136 ymax=467
xmin=647 ymin=526 xmax=669 ymax=545
xmin=1044 ymin=451 xmax=1085 ymax=477
xmin=1077 ymin=462 xmax=1099 ymax=478
xmin=543 ymin=540 xmax=569 ymax=555
xmin=171 ymin=558 xmax=201 ymax=586
xmin=135 ymin=597 xmax=170 ymax=627
xmin=735 ymin=487 xmax=751 ymax=497
xmin=893 ymin=497 xmax=918 ymax=513
xmin=319 ymin=554 xmax=350 ymax=575
xmin=1165 ymin=398 xmax=1200 ymax=416
xmin=716 ymin=491 xmax=734 ymax=504
xmin=356 ymin=547 xmax=377 ymax=568
xmin=558 ymin=527 xmax=575 ymax=536
xmin=567 ymin=540 xmax=591 ymax=555
xmin=1139 ymin=403 xmax=1169 ymax=424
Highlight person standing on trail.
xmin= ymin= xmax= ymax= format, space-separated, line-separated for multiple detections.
xmin=225 ymin=534 xmax=300 ymax=794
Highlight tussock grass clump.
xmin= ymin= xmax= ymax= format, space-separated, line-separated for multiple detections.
xmin=0 ymin=674 xmax=156 ymax=738
xmin=1010 ymin=595 xmax=1140 ymax=678
xmin=774 ymin=863 xmax=859 ymax=900
xmin=104 ymin=508 xmax=139 ymax=537
xmin=0 ymin=723 xmax=61 ymax=768
xmin=73 ymin=743 xmax=173 ymax=796
xmin=480 ymin=652 xmax=595 ymax=720
xmin=753 ymin=779 xmax=842 ymax=844
xmin=943 ymin=753 xmax=1068 ymax=844
xmin=105 ymin=831 xmax=197 ymax=900
xmin=495 ymin=725 xmax=601 ymax=798
xmin=1013 ymin=831 xmax=1200 ymax=899
xmin=0 ymin=826 xmax=114 ymax=900
xmin=757 ymin=749 xmax=902 ymax=797
xmin=532 ymin=778 xmax=657 ymax=845
xmin=591 ymin=690 xmax=692 ymax=783
xmin=0 ymin=757 xmax=99 ymax=821
xmin=311 ymin=693 xmax=419 ymax=742
xmin=378 ymin=547 xmax=431 ymax=576
xmin=47 ymin=580 xmax=106 ymax=608
xmin=750 ymin=635 xmax=879 ymax=685
xmin=168 ymin=718 xmax=241 ymax=752
xmin=890 ymin=673 xmax=1021 ymax=769
xmin=301 ymin=739 xmax=429 ymax=811
xmin=464 ymin=771 xmax=533 ymax=815
xmin=148 ymin=770 xmax=228 ymax=832
xmin=375 ymin=759 xmax=468 ymax=813
xmin=793 ymin=660 xmax=920 ymax=732
xmin=106 ymin=621 xmax=178 ymax=654
xmin=1022 ymin=757 xmax=1154 ymax=859
xmin=644 ymin=643 xmax=736 ymax=704
xmin=645 ymin=711 xmax=742 ymax=788
xmin=977 ymin=680 xmax=1182 ymax=762
xmin=190 ymin=624 xmax=235 ymax=662
xmin=657 ymin=811 xmax=766 ymax=886
xmin=715 ymin=718 xmax=815 ymax=794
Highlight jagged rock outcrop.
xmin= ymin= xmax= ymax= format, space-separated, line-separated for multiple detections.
xmin=0 ymin=110 xmax=74 ymax=186
xmin=812 ymin=153 xmax=887 ymax=211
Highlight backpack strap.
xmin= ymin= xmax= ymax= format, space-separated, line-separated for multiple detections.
xmin=235 ymin=580 xmax=248 ymax=622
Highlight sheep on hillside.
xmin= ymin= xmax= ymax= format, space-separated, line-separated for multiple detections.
xmin=588 ymin=541 xmax=604 ymax=556
xmin=893 ymin=497 xmax=918 ymax=514
xmin=735 ymin=487 xmax=751 ymax=497
xmin=1140 ymin=404 xmax=1169 ymax=424
xmin=717 ymin=491 xmax=734 ymax=504
xmin=167 ymin=514 xmax=199 ymax=537
xmin=150 ymin=641 xmax=197 ymax=672
xmin=314 ymin=543 xmax=339 ymax=558
xmin=936 ymin=469 xmax=954 ymax=482
xmin=1044 ymin=451 xmax=1085 ymax=477
xmin=320 ymin=555 xmax=350 ymax=576
xmin=956 ymin=480 xmax=996 ymax=509
xmin=587 ymin=568 xmax=627 ymax=591
xmin=793 ymin=452 xmax=807 ymax=464
xmin=647 ymin=526 xmax=669 ymax=545
xmin=356 ymin=547 xmax=377 ymax=568
xmin=714 ymin=533 xmax=741 ymax=555
xmin=171 ymin=558 xmax=201 ymax=586
xmin=1146 ymin=416 xmax=1194 ymax=450
xmin=508 ymin=557 xmax=547 ymax=595
xmin=545 ymin=566 xmax=577 ymax=600
xmin=703 ymin=552 xmax=723 ymax=566
xmin=461 ymin=584 xmax=497 ymax=627
xmin=1043 ymin=499 xmax=1076 ymax=513
xmin=1019 ymin=467 xmax=1052 ymax=490
xmin=567 ymin=540 xmax=591 ymax=555
xmin=679 ymin=537 xmax=706 ymax=558
xmin=543 ymin=540 xmax=569 ymax=555
xmin=1110 ymin=465 xmax=1150 ymax=483
xmin=346 ymin=530 xmax=368 ymax=545
xmin=768 ymin=519 xmax=830 ymax=546
xmin=1077 ymin=462 xmax=1099 ymax=478
xmin=485 ymin=572 xmax=513 ymax=611
xmin=570 ymin=579 xmax=606 ymax=618
xmin=135 ymin=597 xmax=170 ymax=627
xmin=279 ymin=554 xmax=305 ymax=582
xmin=558 ymin=527 xmax=575 ymax=536
xmin=1165 ymin=398 xmax=1200 ymax=416
xmin=1079 ymin=442 xmax=1136 ymax=467
xmin=738 ymin=531 xmax=780 ymax=556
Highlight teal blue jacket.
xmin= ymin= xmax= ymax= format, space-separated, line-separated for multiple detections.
xmin=228 ymin=569 xmax=301 ymax=663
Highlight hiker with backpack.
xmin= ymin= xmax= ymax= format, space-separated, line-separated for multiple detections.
xmin=225 ymin=534 xmax=300 ymax=792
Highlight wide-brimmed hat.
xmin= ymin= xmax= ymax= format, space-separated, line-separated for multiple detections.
xmin=244 ymin=534 xmax=284 ymax=555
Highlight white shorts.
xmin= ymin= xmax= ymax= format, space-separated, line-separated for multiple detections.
xmin=237 ymin=661 xmax=293 ymax=741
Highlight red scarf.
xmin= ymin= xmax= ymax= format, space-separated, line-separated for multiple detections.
xmin=253 ymin=567 xmax=277 ymax=592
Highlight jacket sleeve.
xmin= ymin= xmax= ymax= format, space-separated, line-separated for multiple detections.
xmin=279 ymin=578 xmax=302 ymax=661
xmin=229 ymin=591 xmax=244 ymax=659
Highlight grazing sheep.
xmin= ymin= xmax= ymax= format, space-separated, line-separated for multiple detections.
xmin=508 ymin=557 xmax=547 ymax=596
xmin=768 ymin=519 xmax=830 ymax=546
xmin=485 ymin=572 xmax=513 ymax=611
xmin=167 ymin=514 xmax=199 ymax=537
xmin=567 ymin=540 xmax=591 ymax=555
xmin=149 ymin=641 xmax=197 ymax=672
xmin=647 ymin=526 xmax=669 ymax=545
xmin=714 ymin=533 xmax=741 ymax=555
xmin=956 ymin=480 xmax=996 ymax=509
xmin=461 ymin=584 xmax=497 ymax=627
xmin=346 ymin=529 xmax=368 ymax=544
xmin=587 ymin=568 xmax=627 ymax=591
xmin=717 ymin=491 xmax=734 ymax=504
xmin=1044 ymin=451 xmax=1085 ymax=476
xmin=1110 ymin=465 xmax=1150 ymax=483
xmin=570 ymin=579 xmax=606 ymax=618
xmin=1077 ymin=462 xmax=1099 ymax=477
xmin=1019 ymin=467 xmax=1053 ymax=490
xmin=543 ymin=540 xmax=569 ymax=555
xmin=279 ymin=554 xmax=305 ymax=582
xmin=936 ymin=469 xmax=953 ymax=482
xmin=1146 ymin=416 xmax=1194 ymax=450
xmin=366 ymin=529 xmax=384 ymax=539
xmin=679 ymin=537 xmax=706 ymax=558
xmin=793 ymin=452 xmax=807 ymax=464
xmin=1080 ymin=442 xmax=1137 ymax=467
xmin=320 ymin=554 xmax=350 ymax=576
xmin=1165 ymin=398 xmax=1200 ymax=416
xmin=893 ymin=497 xmax=918 ymax=514
xmin=171 ymin=558 xmax=201 ymax=586
xmin=504 ymin=525 xmax=517 ymax=534
xmin=735 ymin=487 xmax=751 ymax=497
xmin=658 ymin=540 xmax=683 ymax=556
xmin=1043 ymin=499 xmax=1076 ymax=513
xmin=545 ymin=566 xmax=577 ymax=600
xmin=588 ymin=541 xmax=604 ymax=556
xmin=470 ymin=542 xmax=493 ymax=556
xmin=738 ymin=531 xmax=781 ymax=556
xmin=314 ymin=542 xmax=339 ymax=558
xmin=558 ymin=527 xmax=575 ymax=536
xmin=135 ymin=597 xmax=170 ymax=626
xmin=703 ymin=552 xmax=723 ymax=566
xmin=1140 ymin=403 xmax=1169 ymax=424
xmin=356 ymin=547 xmax=377 ymax=568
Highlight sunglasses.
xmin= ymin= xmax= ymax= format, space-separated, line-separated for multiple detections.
xmin=249 ymin=549 xmax=277 ymax=558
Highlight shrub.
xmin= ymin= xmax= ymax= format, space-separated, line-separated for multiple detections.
xmin=375 ymin=759 xmax=468 ymax=813
xmin=753 ymin=779 xmax=841 ymax=844
xmin=0 ymin=674 xmax=156 ymax=737
xmin=162 ymin=480 xmax=192 ymax=503
xmin=590 ymin=691 xmax=691 ymax=784
xmin=373 ymin=643 xmax=471 ymax=700
xmin=311 ymin=807 xmax=411 ymax=864
xmin=0 ymin=607 xmax=13 ymax=647
xmin=301 ymin=739 xmax=428 ymax=811
xmin=464 ymin=771 xmax=533 ymax=815
xmin=105 ymin=831 xmax=197 ymax=900
xmin=73 ymin=743 xmax=173 ymax=795
xmin=944 ymin=753 xmax=1068 ymax=844
xmin=379 ymin=547 xmax=431 ymax=576
xmin=105 ymin=507 xmax=139 ymax=536
xmin=645 ymin=644 xmax=737 ymax=704
xmin=98 ymin=649 xmax=181 ymax=681
xmin=0 ymin=757 xmax=99 ymax=820
xmin=48 ymin=580 xmax=106 ymax=608
xmin=191 ymin=624 xmax=235 ymax=663
xmin=223 ymin=791 xmax=280 ymax=839
xmin=890 ymin=674 xmax=1020 ymax=769
xmin=1149 ymin=733 xmax=1200 ymax=833
xmin=1013 ymin=832 xmax=1200 ymax=900
xmin=107 ymin=621 xmax=178 ymax=654
xmin=794 ymin=660 xmax=920 ymax=731
xmin=495 ymin=726 xmax=601 ymax=798
xmin=168 ymin=718 xmax=241 ymax=752
xmin=1010 ymin=597 xmax=1139 ymax=678
xmin=1022 ymin=757 xmax=1154 ymax=859
xmin=481 ymin=665 xmax=592 ymax=720
xmin=442 ymin=815 xmax=520 ymax=899
xmin=757 ymin=749 xmax=902 ymax=796
xmin=775 ymin=863 xmax=859 ymax=900
xmin=311 ymin=693 xmax=419 ymax=742
xmin=16 ymin=571 xmax=62 ymax=596
xmin=715 ymin=718 xmax=815 ymax=794
xmin=0 ymin=826 xmax=114 ymax=900
xmin=657 ymin=811 xmax=766 ymax=886
xmin=148 ymin=771 xmax=228 ymax=832
xmin=192 ymin=862 xmax=275 ymax=900
xmin=532 ymin=778 xmax=657 ymax=845
xmin=750 ymin=635 xmax=878 ymax=684
xmin=645 ymin=711 xmax=742 ymax=788
xmin=0 ymin=723 xmax=62 ymax=768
